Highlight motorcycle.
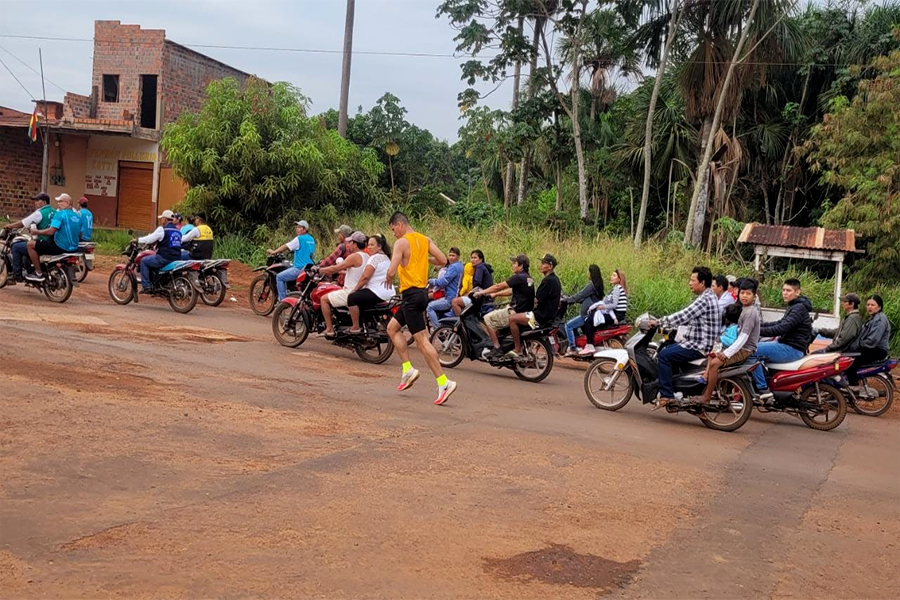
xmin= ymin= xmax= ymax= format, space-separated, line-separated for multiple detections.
xmin=429 ymin=292 xmax=559 ymax=383
xmin=753 ymin=352 xmax=853 ymax=431
xmin=271 ymin=266 xmax=398 ymax=364
xmin=584 ymin=314 xmax=758 ymax=432
xmin=825 ymin=355 xmax=897 ymax=417
xmin=107 ymin=241 xmax=200 ymax=313
xmin=565 ymin=323 xmax=633 ymax=359
xmin=192 ymin=259 xmax=230 ymax=307
xmin=249 ymin=253 xmax=292 ymax=316
xmin=0 ymin=227 xmax=78 ymax=303
xmin=74 ymin=241 xmax=97 ymax=283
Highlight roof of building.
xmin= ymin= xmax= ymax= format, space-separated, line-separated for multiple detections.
xmin=738 ymin=223 xmax=857 ymax=253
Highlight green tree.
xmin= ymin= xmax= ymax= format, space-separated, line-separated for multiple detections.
xmin=161 ymin=78 xmax=384 ymax=235
xmin=805 ymin=38 xmax=900 ymax=284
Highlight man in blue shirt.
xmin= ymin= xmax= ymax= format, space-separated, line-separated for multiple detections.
xmin=137 ymin=209 xmax=183 ymax=292
xmin=25 ymin=193 xmax=83 ymax=282
xmin=267 ymin=220 xmax=316 ymax=300
xmin=77 ymin=197 xmax=93 ymax=241
xmin=426 ymin=246 xmax=464 ymax=328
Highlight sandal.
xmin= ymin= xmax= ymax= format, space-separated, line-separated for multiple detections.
xmin=322 ymin=331 xmax=337 ymax=339
xmin=651 ymin=398 xmax=674 ymax=411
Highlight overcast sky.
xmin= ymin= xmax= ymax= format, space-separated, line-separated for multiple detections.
xmin=0 ymin=0 xmax=516 ymax=141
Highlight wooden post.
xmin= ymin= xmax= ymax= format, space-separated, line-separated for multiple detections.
xmin=833 ymin=257 xmax=844 ymax=318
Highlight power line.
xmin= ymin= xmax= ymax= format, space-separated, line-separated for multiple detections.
xmin=0 ymin=54 xmax=35 ymax=99
xmin=0 ymin=45 xmax=67 ymax=93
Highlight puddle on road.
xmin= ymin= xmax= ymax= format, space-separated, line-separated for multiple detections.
xmin=484 ymin=543 xmax=640 ymax=591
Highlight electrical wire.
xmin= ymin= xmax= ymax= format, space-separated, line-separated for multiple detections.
xmin=0 ymin=54 xmax=35 ymax=99
xmin=0 ymin=44 xmax=67 ymax=93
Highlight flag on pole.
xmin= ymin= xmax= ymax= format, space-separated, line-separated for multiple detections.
xmin=28 ymin=107 xmax=38 ymax=142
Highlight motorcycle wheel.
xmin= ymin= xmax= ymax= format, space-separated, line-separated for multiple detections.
xmin=0 ymin=259 xmax=8 ymax=288
xmin=249 ymin=274 xmax=276 ymax=316
xmin=513 ymin=338 xmax=554 ymax=383
xmin=607 ymin=337 xmax=625 ymax=350
xmin=108 ymin=270 xmax=135 ymax=305
xmin=271 ymin=301 xmax=308 ymax=347
xmin=849 ymin=374 xmax=893 ymax=417
xmin=584 ymin=358 xmax=633 ymax=411
xmin=44 ymin=266 xmax=73 ymax=303
xmin=75 ymin=256 xmax=89 ymax=283
xmin=431 ymin=325 xmax=464 ymax=368
xmin=168 ymin=276 xmax=198 ymax=314
xmin=699 ymin=376 xmax=755 ymax=432
xmin=355 ymin=328 xmax=394 ymax=364
xmin=200 ymin=273 xmax=227 ymax=307
xmin=799 ymin=383 xmax=847 ymax=431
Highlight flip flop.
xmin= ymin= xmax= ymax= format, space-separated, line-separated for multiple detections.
xmin=651 ymin=399 xmax=673 ymax=411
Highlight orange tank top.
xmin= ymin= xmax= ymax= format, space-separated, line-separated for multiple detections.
xmin=399 ymin=231 xmax=429 ymax=292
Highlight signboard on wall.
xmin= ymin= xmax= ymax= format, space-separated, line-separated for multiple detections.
xmin=84 ymin=138 xmax=157 ymax=196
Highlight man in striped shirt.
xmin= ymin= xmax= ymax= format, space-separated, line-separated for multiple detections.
xmin=650 ymin=266 xmax=722 ymax=409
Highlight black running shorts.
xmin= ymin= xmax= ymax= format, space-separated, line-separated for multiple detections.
xmin=35 ymin=239 xmax=65 ymax=256
xmin=392 ymin=287 xmax=429 ymax=335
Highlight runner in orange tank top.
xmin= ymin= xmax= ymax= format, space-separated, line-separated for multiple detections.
xmin=383 ymin=211 xmax=459 ymax=405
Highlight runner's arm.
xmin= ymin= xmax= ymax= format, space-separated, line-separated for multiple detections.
xmin=427 ymin=238 xmax=447 ymax=266
xmin=384 ymin=237 xmax=409 ymax=288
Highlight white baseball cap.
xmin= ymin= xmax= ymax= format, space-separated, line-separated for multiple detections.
xmin=55 ymin=193 xmax=72 ymax=203
xmin=295 ymin=220 xmax=310 ymax=229
xmin=158 ymin=209 xmax=175 ymax=219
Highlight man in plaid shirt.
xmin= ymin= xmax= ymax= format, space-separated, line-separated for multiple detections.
xmin=651 ymin=266 xmax=721 ymax=408
xmin=318 ymin=224 xmax=353 ymax=285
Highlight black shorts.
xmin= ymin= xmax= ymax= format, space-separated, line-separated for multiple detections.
xmin=392 ymin=287 xmax=429 ymax=335
xmin=35 ymin=239 xmax=65 ymax=256
xmin=348 ymin=288 xmax=384 ymax=310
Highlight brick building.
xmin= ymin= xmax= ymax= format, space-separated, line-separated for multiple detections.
xmin=0 ymin=20 xmax=252 ymax=230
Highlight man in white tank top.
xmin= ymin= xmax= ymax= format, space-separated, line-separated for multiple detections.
xmin=320 ymin=231 xmax=368 ymax=338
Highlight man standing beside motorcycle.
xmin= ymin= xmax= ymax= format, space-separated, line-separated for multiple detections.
xmin=25 ymin=193 xmax=82 ymax=283
xmin=136 ymin=209 xmax=183 ymax=293
xmin=383 ymin=211 xmax=457 ymax=405
xmin=474 ymin=254 xmax=535 ymax=360
xmin=1 ymin=192 xmax=55 ymax=283
xmin=649 ymin=266 xmax=721 ymax=410
xmin=506 ymin=254 xmax=561 ymax=360
xmin=319 ymin=231 xmax=368 ymax=338
xmin=267 ymin=220 xmax=316 ymax=301
xmin=749 ymin=278 xmax=814 ymax=399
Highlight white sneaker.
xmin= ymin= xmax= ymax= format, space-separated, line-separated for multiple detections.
xmin=397 ymin=368 xmax=420 ymax=391
xmin=434 ymin=380 xmax=458 ymax=405
xmin=578 ymin=344 xmax=596 ymax=356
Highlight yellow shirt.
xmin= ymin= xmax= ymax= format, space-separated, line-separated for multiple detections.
xmin=398 ymin=231 xmax=429 ymax=292
xmin=459 ymin=262 xmax=475 ymax=296
xmin=196 ymin=224 xmax=214 ymax=240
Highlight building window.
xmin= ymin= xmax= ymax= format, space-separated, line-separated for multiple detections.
xmin=103 ymin=74 xmax=119 ymax=102
xmin=140 ymin=75 xmax=158 ymax=129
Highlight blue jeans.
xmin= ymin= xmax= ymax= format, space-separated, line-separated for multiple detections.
xmin=276 ymin=267 xmax=302 ymax=301
xmin=564 ymin=314 xmax=586 ymax=347
xmin=140 ymin=254 xmax=172 ymax=290
xmin=751 ymin=342 xmax=804 ymax=391
xmin=657 ymin=343 xmax=704 ymax=400
xmin=427 ymin=298 xmax=454 ymax=328
xmin=180 ymin=249 xmax=192 ymax=260
xmin=11 ymin=240 xmax=29 ymax=278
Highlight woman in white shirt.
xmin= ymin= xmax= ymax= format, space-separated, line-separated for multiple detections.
xmin=347 ymin=234 xmax=395 ymax=333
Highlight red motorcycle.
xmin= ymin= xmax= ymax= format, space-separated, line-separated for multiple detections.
xmin=271 ymin=266 xmax=399 ymax=364
xmin=755 ymin=352 xmax=854 ymax=431
xmin=568 ymin=323 xmax=632 ymax=360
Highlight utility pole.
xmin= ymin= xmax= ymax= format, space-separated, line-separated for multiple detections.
xmin=338 ymin=0 xmax=356 ymax=138
xmin=39 ymin=48 xmax=49 ymax=191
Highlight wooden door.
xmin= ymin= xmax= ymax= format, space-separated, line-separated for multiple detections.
xmin=117 ymin=161 xmax=153 ymax=230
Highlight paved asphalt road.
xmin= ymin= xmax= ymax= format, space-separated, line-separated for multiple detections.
xmin=1 ymin=274 xmax=898 ymax=599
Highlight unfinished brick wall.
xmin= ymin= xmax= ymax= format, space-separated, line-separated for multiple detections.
xmin=0 ymin=127 xmax=43 ymax=217
xmin=91 ymin=21 xmax=165 ymax=123
xmin=63 ymin=92 xmax=93 ymax=119
xmin=161 ymin=41 xmax=250 ymax=123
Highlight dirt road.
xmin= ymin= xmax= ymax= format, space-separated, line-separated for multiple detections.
xmin=1 ymin=271 xmax=898 ymax=599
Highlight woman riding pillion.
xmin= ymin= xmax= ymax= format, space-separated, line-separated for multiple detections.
xmin=346 ymin=234 xmax=396 ymax=333
xmin=562 ymin=264 xmax=605 ymax=356
xmin=846 ymin=294 xmax=892 ymax=390
xmin=578 ymin=269 xmax=629 ymax=356
xmin=451 ymin=250 xmax=494 ymax=316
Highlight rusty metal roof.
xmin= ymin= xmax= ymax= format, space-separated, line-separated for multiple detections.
xmin=738 ymin=223 xmax=857 ymax=252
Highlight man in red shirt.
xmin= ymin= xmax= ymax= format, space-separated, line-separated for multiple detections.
xmin=318 ymin=224 xmax=352 ymax=285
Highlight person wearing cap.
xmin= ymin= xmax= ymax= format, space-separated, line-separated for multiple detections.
xmin=813 ymin=293 xmax=863 ymax=354
xmin=318 ymin=231 xmax=369 ymax=338
xmin=474 ymin=254 xmax=535 ymax=359
xmin=426 ymin=246 xmax=464 ymax=329
xmin=267 ymin=220 xmax=316 ymax=301
xmin=25 ymin=193 xmax=83 ymax=282
xmin=579 ymin=269 xmax=630 ymax=356
xmin=2 ymin=192 xmax=55 ymax=283
xmin=135 ymin=209 xmax=183 ymax=291
xmin=76 ymin=197 xmax=93 ymax=241
xmin=506 ymin=253 xmax=562 ymax=359
xmin=318 ymin=224 xmax=353 ymax=284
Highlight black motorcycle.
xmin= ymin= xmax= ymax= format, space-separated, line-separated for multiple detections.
xmin=249 ymin=253 xmax=292 ymax=316
xmin=74 ymin=241 xmax=97 ymax=283
xmin=429 ymin=293 xmax=559 ymax=383
xmin=107 ymin=241 xmax=199 ymax=314
xmin=583 ymin=313 xmax=758 ymax=432
xmin=0 ymin=227 xmax=77 ymax=303
xmin=192 ymin=259 xmax=230 ymax=307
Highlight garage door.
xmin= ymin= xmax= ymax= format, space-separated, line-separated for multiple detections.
xmin=117 ymin=161 xmax=153 ymax=230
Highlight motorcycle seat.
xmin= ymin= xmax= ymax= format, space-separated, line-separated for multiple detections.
xmin=40 ymin=253 xmax=81 ymax=262
xmin=857 ymin=358 xmax=889 ymax=370
xmin=688 ymin=357 xmax=707 ymax=366
xmin=768 ymin=352 xmax=841 ymax=371
xmin=159 ymin=260 xmax=196 ymax=273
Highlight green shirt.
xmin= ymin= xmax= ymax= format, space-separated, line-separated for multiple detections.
xmin=37 ymin=205 xmax=55 ymax=241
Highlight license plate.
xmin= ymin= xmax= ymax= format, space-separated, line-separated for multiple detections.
xmin=85 ymin=253 xmax=95 ymax=260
